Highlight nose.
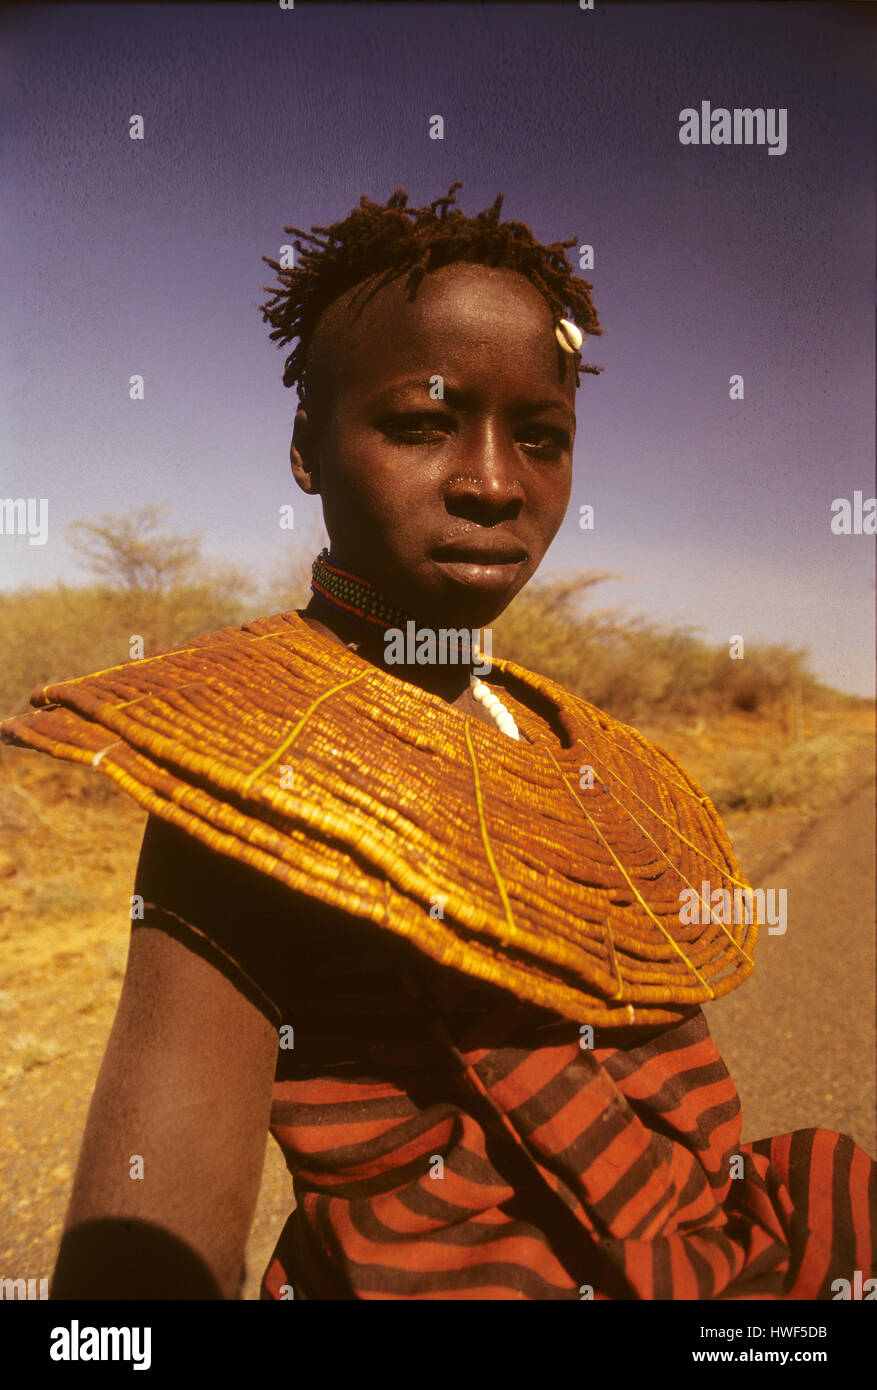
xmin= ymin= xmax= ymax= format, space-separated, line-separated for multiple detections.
xmin=444 ymin=427 xmax=525 ymax=522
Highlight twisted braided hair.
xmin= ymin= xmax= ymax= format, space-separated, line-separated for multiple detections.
xmin=258 ymin=180 xmax=602 ymax=410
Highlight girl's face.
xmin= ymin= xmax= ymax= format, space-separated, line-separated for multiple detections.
xmin=291 ymin=261 xmax=578 ymax=628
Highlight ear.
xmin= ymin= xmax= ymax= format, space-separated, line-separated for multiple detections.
xmin=290 ymin=408 xmax=321 ymax=495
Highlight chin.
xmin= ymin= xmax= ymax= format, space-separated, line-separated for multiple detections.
xmin=424 ymin=580 xmax=524 ymax=631
xmin=417 ymin=556 xmax=533 ymax=623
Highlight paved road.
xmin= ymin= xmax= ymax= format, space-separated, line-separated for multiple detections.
xmin=704 ymin=776 xmax=876 ymax=1157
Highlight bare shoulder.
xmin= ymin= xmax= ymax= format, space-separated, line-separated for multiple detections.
xmin=53 ymin=922 xmax=279 ymax=1299
xmin=114 ymin=921 xmax=279 ymax=1093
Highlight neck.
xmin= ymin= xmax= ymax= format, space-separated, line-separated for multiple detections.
xmin=301 ymin=550 xmax=496 ymax=702
xmin=299 ymin=596 xmax=479 ymax=703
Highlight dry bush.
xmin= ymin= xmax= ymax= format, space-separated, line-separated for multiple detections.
xmin=0 ymin=581 xmax=255 ymax=716
xmin=493 ymin=574 xmax=828 ymax=724
xmin=705 ymin=734 xmax=851 ymax=812
xmin=256 ymin=518 xmax=328 ymax=616
xmin=0 ymin=507 xmax=263 ymax=716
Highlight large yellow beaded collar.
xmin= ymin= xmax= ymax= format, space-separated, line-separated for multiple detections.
xmin=0 ymin=610 xmax=757 ymax=1027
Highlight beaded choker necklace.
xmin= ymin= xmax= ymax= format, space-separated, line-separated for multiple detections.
xmin=310 ymin=549 xmax=520 ymax=740
xmin=311 ymin=549 xmax=413 ymax=634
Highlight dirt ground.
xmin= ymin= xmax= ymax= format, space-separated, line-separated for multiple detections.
xmin=1 ymin=709 xmax=873 ymax=1298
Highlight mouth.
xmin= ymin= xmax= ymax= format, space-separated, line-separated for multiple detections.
xmin=431 ymin=540 xmax=529 ymax=590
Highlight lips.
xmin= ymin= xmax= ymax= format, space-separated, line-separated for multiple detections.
xmin=431 ymin=539 xmax=529 ymax=593
xmin=432 ymin=539 xmax=528 ymax=564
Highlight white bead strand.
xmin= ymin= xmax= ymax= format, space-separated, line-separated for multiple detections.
xmin=469 ymin=676 xmax=520 ymax=740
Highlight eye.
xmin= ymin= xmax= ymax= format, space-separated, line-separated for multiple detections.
xmin=518 ymin=426 xmax=572 ymax=460
xmin=379 ymin=412 xmax=453 ymax=445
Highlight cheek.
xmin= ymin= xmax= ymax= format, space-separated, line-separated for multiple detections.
xmin=323 ymin=443 xmax=427 ymax=548
xmin=321 ymin=427 xmax=391 ymax=507
xmin=343 ymin=429 xmax=438 ymax=504
xmin=531 ymin=468 xmax=572 ymax=536
xmin=365 ymin=455 xmax=408 ymax=498
xmin=346 ymin=456 xmax=420 ymax=523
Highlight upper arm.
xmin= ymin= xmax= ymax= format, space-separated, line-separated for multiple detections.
xmin=53 ymin=893 xmax=280 ymax=1299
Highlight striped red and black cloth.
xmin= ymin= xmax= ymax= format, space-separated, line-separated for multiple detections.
xmin=134 ymin=814 xmax=875 ymax=1301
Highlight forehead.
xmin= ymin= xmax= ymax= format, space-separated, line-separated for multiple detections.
xmin=307 ymin=262 xmax=576 ymax=405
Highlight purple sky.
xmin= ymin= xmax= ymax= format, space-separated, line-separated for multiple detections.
xmin=2 ymin=1 xmax=874 ymax=693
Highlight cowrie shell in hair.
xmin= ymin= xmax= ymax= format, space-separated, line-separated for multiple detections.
xmin=555 ymin=318 xmax=584 ymax=353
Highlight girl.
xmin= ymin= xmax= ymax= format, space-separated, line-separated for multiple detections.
xmin=3 ymin=183 xmax=873 ymax=1300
